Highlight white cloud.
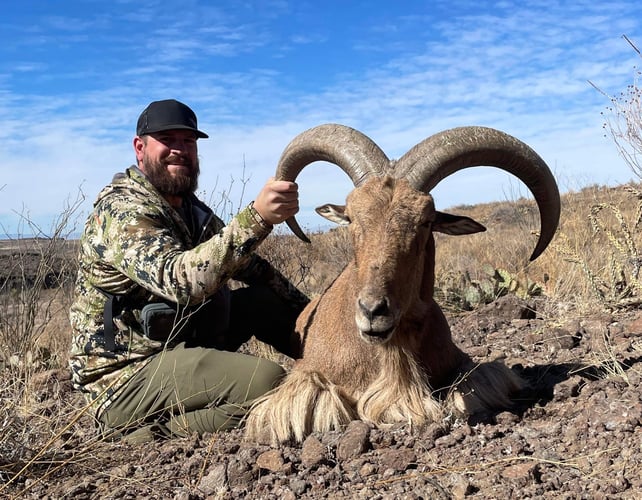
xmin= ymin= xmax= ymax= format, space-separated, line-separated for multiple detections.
xmin=1 ymin=0 xmax=641 ymax=236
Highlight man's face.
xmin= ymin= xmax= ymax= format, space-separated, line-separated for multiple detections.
xmin=135 ymin=130 xmax=200 ymax=196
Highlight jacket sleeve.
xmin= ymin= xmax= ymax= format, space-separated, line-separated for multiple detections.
xmin=92 ymin=195 xmax=272 ymax=304
xmin=233 ymin=254 xmax=310 ymax=312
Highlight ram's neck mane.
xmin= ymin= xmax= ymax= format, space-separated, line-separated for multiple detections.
xmin=357 ymin=343 xmax=442 ymax=425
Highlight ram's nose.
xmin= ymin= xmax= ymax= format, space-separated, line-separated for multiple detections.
xmin=355 ymin=294 xmax=397 ymax=343
xmin=358 ymin=296 xmax=390 ymax=320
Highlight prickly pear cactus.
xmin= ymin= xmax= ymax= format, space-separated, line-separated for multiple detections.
xmin=438 ymin=265 xmax=542 ymax=311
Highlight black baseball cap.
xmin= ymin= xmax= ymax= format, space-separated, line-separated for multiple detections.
xmin=136 ymin=99 xmax=209 ymax=138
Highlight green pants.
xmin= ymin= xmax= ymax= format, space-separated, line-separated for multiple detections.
xmin=99 ymin=284 xmax=301 ymax=441
xmin=100 ymin=344 xmax=285 ymax=439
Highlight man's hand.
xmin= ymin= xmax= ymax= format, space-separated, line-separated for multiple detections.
xmin=253 ymin=178 xmax=300 ymax=226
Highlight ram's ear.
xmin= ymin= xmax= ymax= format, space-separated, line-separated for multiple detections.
xmin=316 ymin=204 xmax=350 ymax=225
xmin=433 ymin=211 xmax=486 ymax=235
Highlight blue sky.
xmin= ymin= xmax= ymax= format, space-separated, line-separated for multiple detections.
xmin=1 ymin=0 xmax=642 ymax=236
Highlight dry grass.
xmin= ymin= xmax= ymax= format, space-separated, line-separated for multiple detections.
xmin=6 ymin=68 xmax=642 ymax=487
xmin=2 ymin=39 xmax=641 ymax=496
xmin=3 ymin=179 xmax=642 ymax=490
xmin=256 ymin=226 xmax=353 ymax=297
xmin=259 ymin=182 xmax=642 ymax=313
xmin=432 ymin=182 xmax=642 ymax=314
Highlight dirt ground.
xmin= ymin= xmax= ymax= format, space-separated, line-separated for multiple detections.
xmin=2 ymin=291 xmax=641 ymax=499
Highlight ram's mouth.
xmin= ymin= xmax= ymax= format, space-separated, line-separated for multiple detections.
xmin=359 ymin=326 xmax=394 ymax=344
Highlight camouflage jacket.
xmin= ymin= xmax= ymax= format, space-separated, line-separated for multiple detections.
xmin=69 ymin=166 xmax=307 ymax=413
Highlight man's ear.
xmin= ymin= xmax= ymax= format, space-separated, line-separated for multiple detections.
xmin=315 ymin=204 xmax=350 ymax=225
xmin=433 ymin=211 xmax=486 ymax=235
xmin=133 ymin=136 xmax=146 ymax=166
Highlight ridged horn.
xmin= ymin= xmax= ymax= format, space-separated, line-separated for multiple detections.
xmin=275 ymin=124 xmax=390 ymax=242
xmin=395 ymin=126 xmax=560 ymax=261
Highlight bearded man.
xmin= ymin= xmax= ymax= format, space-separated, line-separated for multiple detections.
xmin=69 ymin=99 xmax=308 ymax=442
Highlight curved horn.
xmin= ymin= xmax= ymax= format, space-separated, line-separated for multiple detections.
xmin=275 ymin=124 xmax=390 ymax=242
xmin=395 ymin=126 xmax=560 ymax=261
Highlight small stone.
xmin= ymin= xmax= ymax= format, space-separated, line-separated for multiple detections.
xmin=337 ymin=420 xmax=371 ymax=460
xmin=197 ymin=464 xmax=227 ymax=496
xmin=450 ymin=473 xmax=472 ymax=499
xmin=502 ymin=462 xmax=539 ymax=488
xmin=359 ymin=462 xmax=377 ymax=477
xmin=495 ymin=411 xmax=520 ymax=425
xmin=256 ymin=449 xmax=285 ymax=472
xmin=379 ymin=448 xmax=417 ymax=472
xmin=301 ymin=435 xmax=327 ymax=468
xmin=289 ymin=478 xmax=308 ymax=495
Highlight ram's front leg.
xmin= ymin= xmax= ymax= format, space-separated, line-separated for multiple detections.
xmin=446 ymin=360 xmax=524 ymax=418
xmin=244 ymin=366 xmax=357 ymax=445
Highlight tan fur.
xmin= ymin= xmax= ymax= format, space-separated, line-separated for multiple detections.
xmin=447 ymin=360 xmax=525 ymax=416
xmin=244 ymin=177 xmax=523 ymax=443
xmin=357 ymin=345 xmax=443 ymax=426
xmin=244 ymin=369 xmax=357 ymax=445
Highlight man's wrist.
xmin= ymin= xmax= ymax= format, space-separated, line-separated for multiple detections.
xmin=249 ymin=201 xmax=273 ymax=230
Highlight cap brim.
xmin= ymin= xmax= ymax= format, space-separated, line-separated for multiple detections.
xmin=142 ymin=124 xmax=208 ymax=139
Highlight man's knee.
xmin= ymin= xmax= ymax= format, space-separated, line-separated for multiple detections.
xmin=181 ymin=347 xmax=285 ymax=402
xmin=97 ymin=345 xmax=286 ymax=438
xmin=244 ymin=357 xmax=285 ymax=400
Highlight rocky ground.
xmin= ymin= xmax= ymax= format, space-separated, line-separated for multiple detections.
xmin=2 ymin=293 xmax=641 ymax=499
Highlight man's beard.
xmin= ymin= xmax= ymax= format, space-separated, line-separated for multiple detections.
xmin=142 ymin=154 xmax=200 ymax=196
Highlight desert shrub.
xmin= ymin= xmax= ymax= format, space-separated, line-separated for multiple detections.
xmin=432 ymin=182 xmax=642 ymax=313
xmin=434 ymin=34 xmax=642 ymax=313
xmin=552 ymin=186 xmax=642 ymax=307
xmin=546 ymin=35 xmax=642 ymax=310
xmin=0 ymin=193 xmax=83 ymax=489
xmin=598 ymin=35 xmax=642 ymax=181
xmin=256 ymin=226 xmax=353 ymax=298
xmin=0 ymin=204 xmax=81 ymax=375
